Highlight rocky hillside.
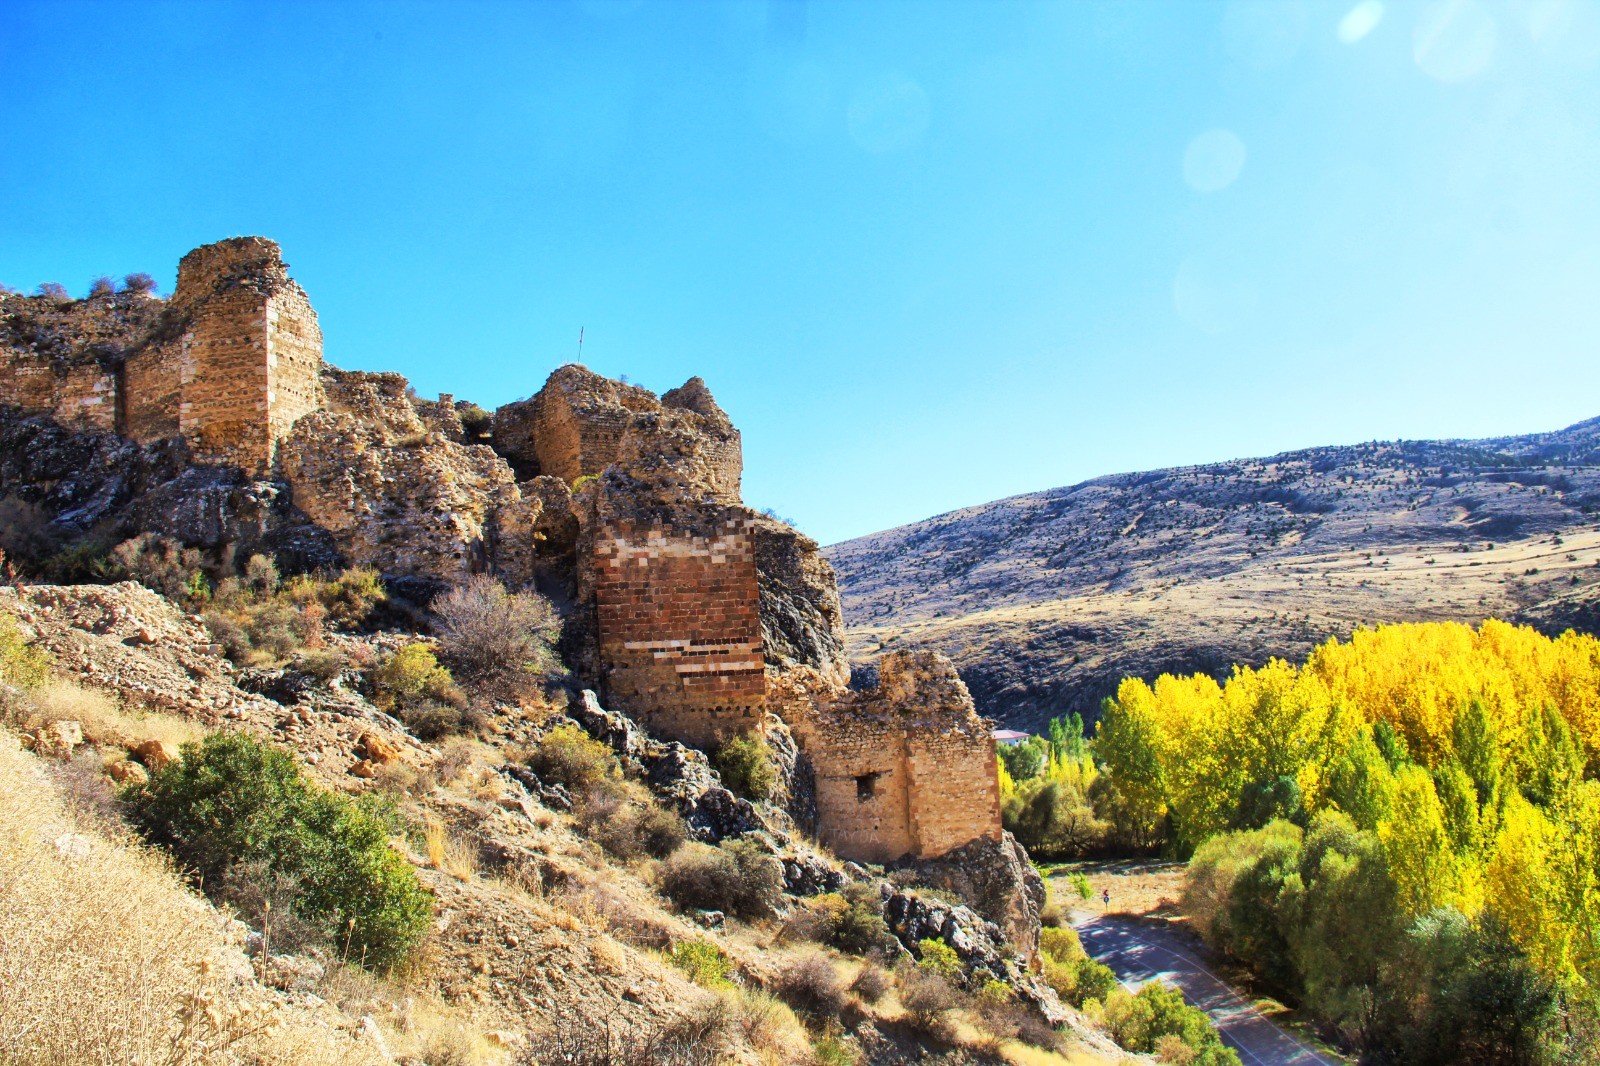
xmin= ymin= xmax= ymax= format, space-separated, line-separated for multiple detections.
xmin=828 ymin=418 xmax=1600 ymax=732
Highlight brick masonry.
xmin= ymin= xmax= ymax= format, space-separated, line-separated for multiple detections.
xmin=591 ymin=515 xmax=767 ymax=747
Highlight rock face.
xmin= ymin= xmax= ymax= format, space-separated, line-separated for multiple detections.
xmin=279 ymin=368 xmax=543 ymax=586
xmin=899 ymin=833 xmax=1046 ymax=964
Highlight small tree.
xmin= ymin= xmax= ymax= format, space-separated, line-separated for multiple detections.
xmin=35 ymin=282 xmax=70 ymax=302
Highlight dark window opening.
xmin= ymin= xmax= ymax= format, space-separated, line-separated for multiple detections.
xmin=856 ymin=772 xmax=882 ymax=802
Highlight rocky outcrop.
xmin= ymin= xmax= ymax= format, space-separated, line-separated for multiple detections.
xmin=278 ymin=368 xmax=542 ymax=587
xmin=755 ymin=514 xmax=850 ymax=686
xmin=566 ymin=690 xmax=766 ymax=843
xmin=884 ymin=886 xmax=1067 ymax=1026
xmin=897 ymin=833 xmax=1046 ymax=964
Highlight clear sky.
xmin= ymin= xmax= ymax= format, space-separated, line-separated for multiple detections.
xmin=4 ymin=1 xmax=1599 ymax=545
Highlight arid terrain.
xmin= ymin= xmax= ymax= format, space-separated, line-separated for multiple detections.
xmin=828 ymin=419 xmax=1600 ymax=731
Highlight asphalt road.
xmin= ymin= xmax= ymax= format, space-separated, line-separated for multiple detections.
xmin=1073 ymin=913 xmax=1338 ymax=1066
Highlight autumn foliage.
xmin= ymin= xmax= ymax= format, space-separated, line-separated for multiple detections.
xmin=1097 ymin=619 xmax=1600 ymax=1062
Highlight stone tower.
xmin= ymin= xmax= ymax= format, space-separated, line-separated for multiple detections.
xmin=164 ymin=237 xmax=324 ymax=471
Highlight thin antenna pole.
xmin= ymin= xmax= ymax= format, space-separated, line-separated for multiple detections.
xmin=577 ymin=326 xmax=584 ymax=364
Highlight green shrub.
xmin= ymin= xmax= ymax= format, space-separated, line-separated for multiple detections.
xmin=1105 ymin=981 xmax=1238 ymax=1065
xmin=0 ymin=611 xmax=50 ymax=691
xmin=664 ymin=939 xmax=734 ymax=989
xmin=526 ymin=724 xmax=617 ymax=793
xmin=812 ymin=1035 xmax=858 ymax=1066
xmin=125 ymin=731 xmax=431 ymax=970
xmin=713 ymin=732 xmax=777 ymax=801
xmin=915 ymin=937 xmax=962 ymax=980
xmin=371 ymin=643 xmax=459 ymax=711
xmin=659 ymin=838 xmax=784 ymax=920
xmin=285 ymin=568 xmax=386 ymax=627
xmin=832 ymin=882 xmax=894 ymax=955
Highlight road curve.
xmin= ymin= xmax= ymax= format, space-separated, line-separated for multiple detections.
xmin=1072 ymin=914 xmax=1338 ymax=1066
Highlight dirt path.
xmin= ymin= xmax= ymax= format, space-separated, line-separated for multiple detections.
xmin=1072 ymin=913 xmax=1338 ymax=1066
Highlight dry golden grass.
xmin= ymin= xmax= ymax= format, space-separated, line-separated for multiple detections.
xmin=0 ymin=730 xmax=387 ymax=1066
xmin=424 ymin=814 xmax=479 ymax=881
xmin=4 ymin=677 xmax=201 ymax=751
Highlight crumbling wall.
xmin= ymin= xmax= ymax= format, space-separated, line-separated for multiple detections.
xmin=493 ymin=365 xmax=658 ymax=485
xmin=587 ymin=510 xmax=766 ymax=747
xmin=786 ymin=651 xmax=1003 ymax=864
xmin=0 ymin=290 xmax=161 ymax=433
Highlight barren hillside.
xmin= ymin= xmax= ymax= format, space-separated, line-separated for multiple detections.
xmin=827 ymin=418 xmax=1600 ymax=732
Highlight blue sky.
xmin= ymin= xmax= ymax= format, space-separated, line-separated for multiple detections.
xmin=4 ymin=1 xmax=1599 ymax=545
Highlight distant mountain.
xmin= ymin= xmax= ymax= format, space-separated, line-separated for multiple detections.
xmin=825 ymin=418 xmax=1600 ymax=732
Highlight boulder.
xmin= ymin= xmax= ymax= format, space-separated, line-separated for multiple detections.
xmin=133 ymin=739 xmax=181 ymax=771
xmin=356 ymin=731 xmax=402 ymax=765
xmin=897 ymin=832 xmax=1046 ymax=963
xmin=107 ymin=759 xmax=149 ymax=785
xmin=35 ymin=720 xmax=83 ymax=758
xmin=349 ymin=759 xmax=379 ymax=779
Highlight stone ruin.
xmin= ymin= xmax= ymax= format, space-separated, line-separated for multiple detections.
xmin=0 ymin=236 xmax=1004 ymax=866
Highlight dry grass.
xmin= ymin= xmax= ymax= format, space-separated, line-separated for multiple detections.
xmin=424 ymin=814 xmax=479 ymax=881
xmin=0 ymin=730 xmax=388 ymax=1066
xmin=4 ymin=677 xmax=200 ymax=751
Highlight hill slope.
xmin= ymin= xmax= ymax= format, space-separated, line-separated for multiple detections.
xmin=826 ymin=418 xmax=1600 ymax=731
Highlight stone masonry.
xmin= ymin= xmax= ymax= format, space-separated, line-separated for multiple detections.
xmin=784 ymin=652 xmax=1004 ymax=864
xmin=0 ymin=236 xmax=322 ymax=474
xmin=0 ymin=237 xmax=1003 ymax=867
xmin=590 ymin=514 xmax=767 ymax=747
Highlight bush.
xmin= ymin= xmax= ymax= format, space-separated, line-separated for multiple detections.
xmin=88 ymin=276 xmax=116 ymax=298
xmin=35 ymin=282 xmax=70 ymax=301
xmin=432 ymin=574 xmax=559 ymax=684
xmin=664 ymin=939 xmax=734 ymax=989
xmin=1104 ymin=981 xmax=1238 ymax=1065
xmin=126 ymin=731 xmax=432 ymax=970
xmin=577 ymin=784 xmax=687 ymax=862
xmin=774 ymin=951 xmax=847 ymax=1018
xmin=370 ymin=643 xmax=460 ymax=712
xmin=713 ymin=732 xmax=777 ymax=801
xmin=659 ymin=838 xmax=784 ymax=921
xmin=898 ymin=968 xmax=959 ymax=1033
xmin=122 ymin=272 xmax=158 ymax=294
xmin=526 ymin=724 xmax=617 ymax=793
xmin=915 ymin=937 xmax=962 ymax=980
xmin=850 ymin=962 xmax=892 ymax=1003
xmin=114 ymin=534 xmax=209 ymax=603
xmin=0 ymin=610 xmax=50 ymax=692
xmin=285 ymin=568 xmax=385 ymax=628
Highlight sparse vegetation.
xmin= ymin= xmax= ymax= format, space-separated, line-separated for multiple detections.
xmin=431 ymin=574 xmax=559 ymax=689
xmin=713 ymin=730 xmax=778 ymax=801
xmin=126 ymin=730 xmax=432 ymax=970
xmin=659 ymin=838 xmax=784 ymax=920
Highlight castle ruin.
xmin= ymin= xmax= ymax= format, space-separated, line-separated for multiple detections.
xmin=0 ymin=237 xmax=322 ymax=474
xmin=0 ymin=236 xmax=1003 ymax=865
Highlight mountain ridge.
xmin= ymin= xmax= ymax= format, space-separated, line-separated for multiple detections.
xmin=826 ymin=416 xmax=1600 ymax=732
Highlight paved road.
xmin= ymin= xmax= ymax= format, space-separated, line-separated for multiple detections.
xmin=1073 ymin=914 xmax=1338 ymax=1066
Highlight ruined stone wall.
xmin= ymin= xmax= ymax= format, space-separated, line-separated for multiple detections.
xmin=793 ymin=709 xmax=917 ymax=863
xmin=590 ymin=513 xmax=766 ymax=747
xmin=265 ymin=287 xmax=324 ymax=445
xmin=0 ymin=351 xmax=117 ymax=432
xmin=173 ymin=239 xmax=323 ymax=472
xmin=785 ymin=651 xmax=1002 ymax=864
xmin=123 ymin=344 xmax=182 ymax=440
xmin=907 ymin=727 xmax=1003 ymax=858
